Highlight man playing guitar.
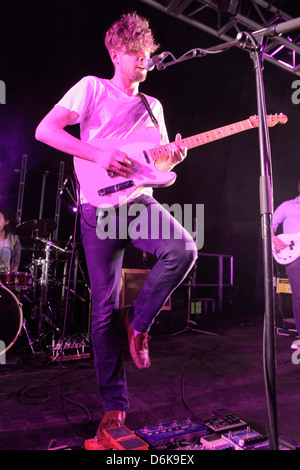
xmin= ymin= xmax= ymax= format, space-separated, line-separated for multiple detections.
xmin=35 ymin=12 xmax=197 ymax=438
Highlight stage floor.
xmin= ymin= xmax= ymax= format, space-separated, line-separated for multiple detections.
xmin=1 ymin=310 xmax=300 ymax=451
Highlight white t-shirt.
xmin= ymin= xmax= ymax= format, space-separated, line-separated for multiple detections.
xmin=55 ymin=76 xmax=169 ymax=203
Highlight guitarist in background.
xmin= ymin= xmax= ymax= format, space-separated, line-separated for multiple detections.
xmin=273 ymin=180 xmax=300 ymax=345
xmin=35 ymin=12 xmax=197 ymax=437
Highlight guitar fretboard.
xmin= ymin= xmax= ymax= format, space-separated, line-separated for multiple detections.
xmin=149 ymin=118 xmax=253 ymax=161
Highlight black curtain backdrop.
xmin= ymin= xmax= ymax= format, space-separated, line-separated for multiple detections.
xmin=1 ymin=0 xmax=299 ymax=315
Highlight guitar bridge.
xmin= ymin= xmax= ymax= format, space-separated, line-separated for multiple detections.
xmin=98 ymin=180 xmax=134 ymax=196
xmin=289 ymin=240 xmax=295 ymax=250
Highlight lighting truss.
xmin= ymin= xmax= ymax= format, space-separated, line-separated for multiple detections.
xmin=138 ymin=0 xmax=300 ymax=76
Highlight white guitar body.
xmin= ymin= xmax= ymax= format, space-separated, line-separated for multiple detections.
xmin=74 ymin=130 xmax=176 ymax=208
xmin=272 ymin=232 xmax=300 ymax=265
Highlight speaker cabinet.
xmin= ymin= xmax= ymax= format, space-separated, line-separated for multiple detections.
xmin=275 ymin=277 xmax=296 ymax=332
xmin=120 ymin=269 xmax=171 ymax=310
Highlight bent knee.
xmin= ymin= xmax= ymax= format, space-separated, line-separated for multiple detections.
xmin=166 ymin=238 xmax=198 ymax=270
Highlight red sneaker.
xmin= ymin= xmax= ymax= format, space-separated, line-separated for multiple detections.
xmin=96 ymin=410 xmax=126 ymax=437
xmin=124 ymin=309 xmax=151 ymax=369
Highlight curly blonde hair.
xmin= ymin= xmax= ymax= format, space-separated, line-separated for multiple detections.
xmin=105 ymin=12 xmax=159 ymax=55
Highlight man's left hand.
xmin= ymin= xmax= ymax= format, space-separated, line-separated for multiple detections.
xmin=167 ymin=133 xmax=187 ymax=167
xmin=156 ymin=133 xmax=187 ymax=172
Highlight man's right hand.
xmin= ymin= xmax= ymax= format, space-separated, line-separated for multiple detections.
xmin=95 ymin=148 xmax=133 ymax=178
xmin=273 ymin=236 xmax=287 ymax=252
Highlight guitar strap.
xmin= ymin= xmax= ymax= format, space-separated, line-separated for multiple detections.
xmin=138 ymin=92 xmax=161 ymax=133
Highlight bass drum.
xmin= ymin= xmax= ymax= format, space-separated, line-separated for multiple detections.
xmin=0 ymin=284 xmax=23 ymax=357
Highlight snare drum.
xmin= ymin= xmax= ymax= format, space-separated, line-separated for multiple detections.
xmin=0 ymin=284 xmax=23 ymax=356
xmin=0 ymin=272 xmax=32 ymax=291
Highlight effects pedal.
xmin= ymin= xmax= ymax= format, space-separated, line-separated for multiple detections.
xmin=135 ymin=418 xmax=209 ymax=448
xmin=84 ymin=425 xmax=148 ymax=451
xmin=103 ymin=425 xmax=149 ymax=450
xmin=200 ymin=434 xmax=234 ymax=450
xmin=199 ymin=409 xmax=247 ymax=432
xmin=222 ymin=427 xmax=268 ymax=450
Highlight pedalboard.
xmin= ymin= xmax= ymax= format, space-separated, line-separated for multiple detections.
xmin=83 ymin=411 xmax=293 ymax=451
xmin=134 ymin=411 xmax=271 ymax=451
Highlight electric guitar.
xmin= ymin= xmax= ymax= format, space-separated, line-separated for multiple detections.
xmin=74 ymin=113 xmax=287 ymax=208
xmin=273 ymin=232 xmax=300 ymax=265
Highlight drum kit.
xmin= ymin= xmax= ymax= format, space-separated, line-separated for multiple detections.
xmin=0 ymin=218 xmax=89 ymax=360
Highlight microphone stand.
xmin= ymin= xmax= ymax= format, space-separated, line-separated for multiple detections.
xmin=243 ymin=31 xmax=278 ymax=451
xmin=155 ymin=18 xmax=300 ymax=449
xmin=212 ymin=33 xmax=279 ymax=450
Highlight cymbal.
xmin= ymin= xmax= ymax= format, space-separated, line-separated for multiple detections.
xmin=16 ymin=219 xmax=57 ymax=238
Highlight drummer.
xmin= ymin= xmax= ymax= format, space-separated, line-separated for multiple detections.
xmin=0 ymin=207 xmax=21 ymax=273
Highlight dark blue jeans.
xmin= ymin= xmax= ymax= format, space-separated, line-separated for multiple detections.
xmin=81 ymin=195 xmax=197 ymax=412
xmin=286 ymin=258 xmax=300 ymax=337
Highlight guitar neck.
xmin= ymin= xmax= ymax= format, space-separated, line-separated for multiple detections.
xmin=149 ymin=118 xmax=254 ymax=161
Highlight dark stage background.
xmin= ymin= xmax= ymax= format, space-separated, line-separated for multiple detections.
xmin=1 ymin=0 xmax=300 ymax=316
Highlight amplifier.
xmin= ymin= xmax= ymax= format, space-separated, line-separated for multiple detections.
xmin=274 ymin=277 xmax=295 ymax=331
xmin=120 ymin=269 xmax=171 ymax=310
xmin=276 ymin=277 xmax=292 ymax=294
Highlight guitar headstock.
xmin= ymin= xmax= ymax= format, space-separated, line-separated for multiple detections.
xmin=249 ymin=113 xmax=288 ymax=128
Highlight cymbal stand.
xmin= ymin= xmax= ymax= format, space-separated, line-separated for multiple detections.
xmin=38 ymin=240 xmax=50 ymax=333
xmin=36 ymin=237 xmax=65 ymax=334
